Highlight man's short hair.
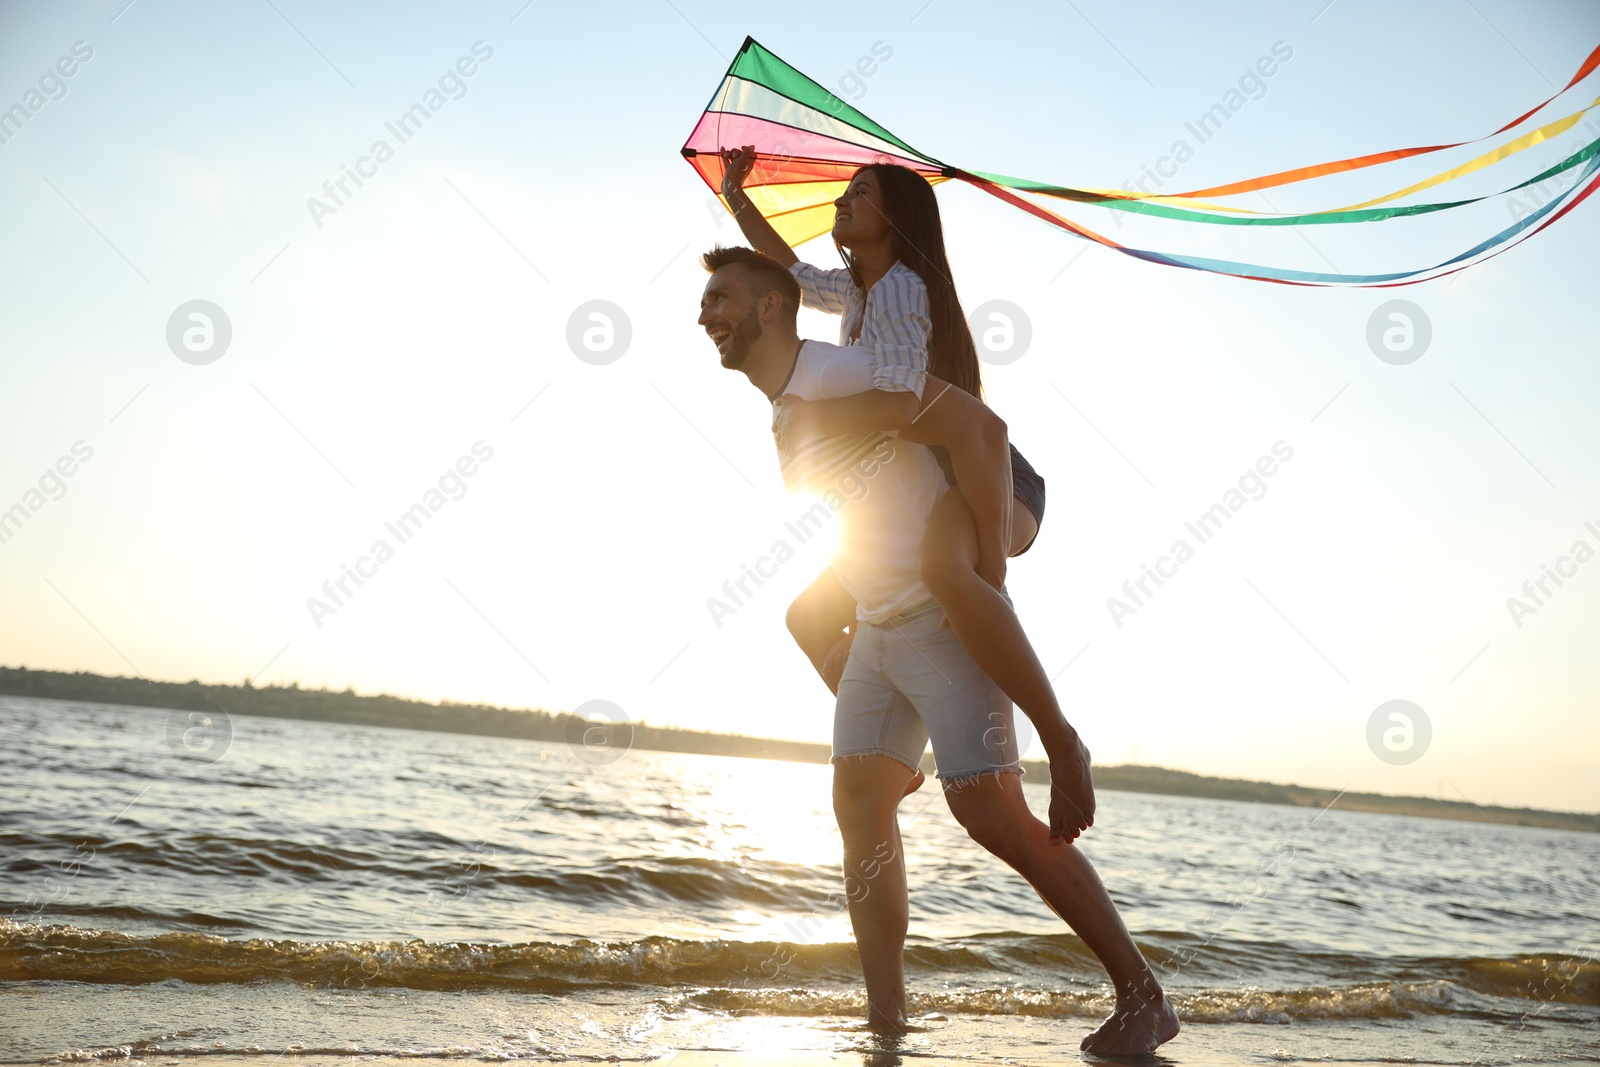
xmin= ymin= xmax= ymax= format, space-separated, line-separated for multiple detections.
xmin=701 ymin=245 xmax=800 ymax=323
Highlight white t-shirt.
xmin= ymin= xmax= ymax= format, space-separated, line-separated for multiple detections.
xmin=773 ymin=339 xmax=947 ymax=623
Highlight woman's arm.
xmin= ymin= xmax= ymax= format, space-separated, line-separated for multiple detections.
xmin=898 ymin=378 xmax=1013 ymax=589
xmin=775 ymin=263 xmax=937 ymax=446
xmin=720 ymin=146 xmax=798 ymax=267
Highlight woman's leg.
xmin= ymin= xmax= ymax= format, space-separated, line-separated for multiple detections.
xmin=786 ymin=566 xmax=855 ymax=677
xmin=917 ymin=488 xmax=1095 ymax=840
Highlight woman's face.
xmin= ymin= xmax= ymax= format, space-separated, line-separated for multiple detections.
xmin=832 ymin=169 xmax=891 ymax=248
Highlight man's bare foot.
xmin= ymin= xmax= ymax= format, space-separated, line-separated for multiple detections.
xmin=1079 ymin=994 xmax=1179 ymax=1056
xmin=864 ymin=1003 xmax=912 ymax=1035
xmin=901 ymin=768 xmax=924 ymax=798
xmin=1046 ymin=733 xmax=1096 ymax=842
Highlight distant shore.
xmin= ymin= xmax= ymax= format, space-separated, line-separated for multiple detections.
xmin=4 ymin=664 xmax=1594 ymax=834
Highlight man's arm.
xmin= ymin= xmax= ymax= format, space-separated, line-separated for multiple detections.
xmin=775 ymin=388 xmax=920 ymax=452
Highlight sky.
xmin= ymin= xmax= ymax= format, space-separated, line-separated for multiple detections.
xmin=1 ymin=0 xmax=1597 ymax=813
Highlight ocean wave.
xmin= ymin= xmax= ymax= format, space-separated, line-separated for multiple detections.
xmin=683 ymin=979 xmax=1487 ymax=1023
xmin=1 ymin=920 xmax=861 ymax=993
xmin=1 ymin=828 xmax=840 ymax=915
xmin=3 ymin=921 xmax=1594 ymax=1016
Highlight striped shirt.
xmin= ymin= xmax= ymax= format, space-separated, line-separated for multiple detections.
xmin=789 ymin=260 xmax=929 ymax=399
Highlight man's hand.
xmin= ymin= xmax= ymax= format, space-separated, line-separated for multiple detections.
xmin=1047 ymin=732 xmax=1096 ymax=844
xmin=937 ymin=554 xmax=1005 ymax=630
xmin=975 ymin=552 xmax=1007 ymax=594
xmin=820 ymin=632 xmax=853 ymax=695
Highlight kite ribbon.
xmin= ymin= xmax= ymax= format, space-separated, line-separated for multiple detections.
xmin=1155 ymin=41 xmax=1600 ymax=201
xmin=954 ymin=148 xmax=1600 ymax=287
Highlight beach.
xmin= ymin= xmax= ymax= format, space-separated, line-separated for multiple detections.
xmin=2 ymin=694 xmax=1595 ymax=1064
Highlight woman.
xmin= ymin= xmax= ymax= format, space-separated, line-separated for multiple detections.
xmin=719 ymin=147 xmax=1094 ymax=841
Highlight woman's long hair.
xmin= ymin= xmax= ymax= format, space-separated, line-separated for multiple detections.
xmin=836 ymin=163 xmax=982 ymax=398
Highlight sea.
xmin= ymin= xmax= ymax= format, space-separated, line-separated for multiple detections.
xmin=1 ymin=694 xmax=1596 ymax=1065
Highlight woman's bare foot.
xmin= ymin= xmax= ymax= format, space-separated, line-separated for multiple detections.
xmin=1080 ymin=994 xmax=1179 ymax=1056
xmin=901 ymin=768 xmax=924 ymax=798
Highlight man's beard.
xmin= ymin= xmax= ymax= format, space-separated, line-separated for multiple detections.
xmin=719 ymin=306 xmax=763 ymax=370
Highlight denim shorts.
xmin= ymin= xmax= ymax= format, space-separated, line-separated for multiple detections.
xmin=833 ymin=598 xmax=1024 ymax=783
xmin=1007 ymin=444 xmax=1046 ymax=555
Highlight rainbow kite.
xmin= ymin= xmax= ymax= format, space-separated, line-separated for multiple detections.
xmin=682 ymin=37 xmax=1600 ymax=287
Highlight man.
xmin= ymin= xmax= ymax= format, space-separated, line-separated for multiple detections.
xmin=696 ymin=245 xmax=1180 ymax=1056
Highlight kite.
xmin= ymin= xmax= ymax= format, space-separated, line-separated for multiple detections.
xmin=681 ymin=37 xmax=1600 ymax=287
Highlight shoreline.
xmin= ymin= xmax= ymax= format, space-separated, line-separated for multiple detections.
xmin=3 ymin=664 xmax=1595 ymax=834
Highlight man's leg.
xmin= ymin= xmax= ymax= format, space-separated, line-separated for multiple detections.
xmin=942 ymin=772 xmax=1180 ymax=1055
xmin=831 ymin=753 xmax=917 ymax=1033
xmin=795 ymin=570 xmax=926 ymax=803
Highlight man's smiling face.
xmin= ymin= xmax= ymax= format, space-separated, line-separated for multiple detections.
xmin=698 ymin=265 xmax=764 ymax=370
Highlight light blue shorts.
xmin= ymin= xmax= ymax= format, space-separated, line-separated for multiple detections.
xmin=833 ymin=597 xmax=1024 ymax=783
